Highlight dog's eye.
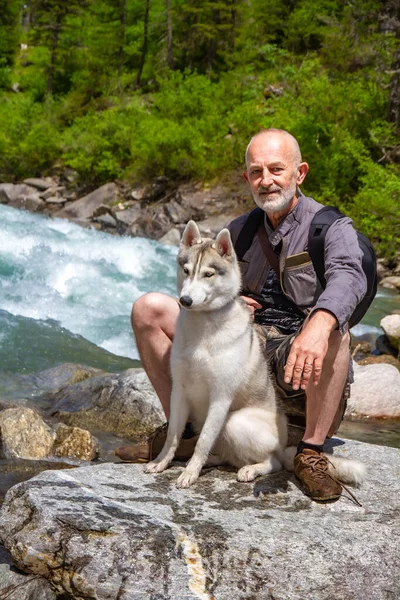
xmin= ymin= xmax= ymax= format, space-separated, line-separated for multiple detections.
xmin=183 ymin=267 xmax=189 ymax=275
xmin=204 ymin=271 xmax=214 ymax=278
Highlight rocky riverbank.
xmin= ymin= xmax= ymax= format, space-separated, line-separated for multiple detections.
xmin=1 ymin=174 xmax=400 ymax=287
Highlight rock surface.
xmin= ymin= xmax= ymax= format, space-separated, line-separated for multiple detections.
xmin=47 ymin=368 xmax=165 ymax=436
xmin=52 ymin=424 xmax=100 ymax=461
xmin=0 ymin=439 xmax=399 ymax=599
xmin=0 ymin=545 xmax=56 ymax=600
xmin=54 ymin=182 xmax=119 ymax=220
xmin=346 ymin=362 xmax=400 ymax=418
xmin=380 ymin=314 xmax=400 ymax=351
xmin=0 ymin=408 xmax=54 ymax=459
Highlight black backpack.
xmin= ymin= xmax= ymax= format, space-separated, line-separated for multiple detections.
xmin=234 ymin=206 xmax=377 ymax=329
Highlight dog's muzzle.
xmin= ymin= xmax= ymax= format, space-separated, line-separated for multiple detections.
xmin=179 ymin=295 xmax=193 ymax=307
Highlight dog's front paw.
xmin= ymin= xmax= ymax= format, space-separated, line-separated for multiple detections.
xmin=143 ymin=460 xmax=168 ymax=474
xmin=176 ymin=469 xmax=199 ymax=488
xmin=237 ymin=465 xmax=258 ymax=482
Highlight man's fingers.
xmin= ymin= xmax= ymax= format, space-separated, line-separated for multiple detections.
xmin=300 ymin=359 xmax=314 ymax=390
xmin=313 ymin=362 xmax=323 ymax=385
xmin=284 ymin=353 xmax=297 ymax=384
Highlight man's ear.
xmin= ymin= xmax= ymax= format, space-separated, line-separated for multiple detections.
xmin=243 ymin=171 xmax=249 ymax=183
xmin=181 ymin=220 xmax=202 ymax=248
xmin=296 ymin=162 xmax=309 ymax=185
xmin=214 ymin=228 xmax=234 ymax=257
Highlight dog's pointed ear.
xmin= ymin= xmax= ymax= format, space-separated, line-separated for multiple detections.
xmin=181 ymin=221 xmax=202 ymax=248
xmin=214 ymin=228 xmax=234 ymax=257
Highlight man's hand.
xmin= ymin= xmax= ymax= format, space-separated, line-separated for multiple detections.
xmin=241 ymin=295 xmax=262 ymax=315
xmin=284 ymin=310 xmax=338 ymax=390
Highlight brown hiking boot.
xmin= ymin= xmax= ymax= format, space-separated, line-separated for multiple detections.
xmin=115 ymin=423 xmax=198 ymax=463
xmin=293 ymin=449 xmax=342 ymax=502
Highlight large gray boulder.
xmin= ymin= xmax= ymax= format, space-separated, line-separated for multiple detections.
xmin=0 ymin=440 xmax=399 ymax=599
xmin=48 ymin=368 xmax=165 ymax=436
xmin=347 ymin=362 xmax=400 ymax=418
xmin=54 ymin=183 xmax=119 ymax=220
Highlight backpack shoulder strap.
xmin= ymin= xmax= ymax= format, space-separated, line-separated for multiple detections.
xmin=234 ymin=207 xmax=264 ymax=261
xmin=308 ymin=206 xmax=345 ymax=287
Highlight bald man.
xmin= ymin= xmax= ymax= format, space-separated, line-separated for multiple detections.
xmin=116 ymin=129 xmax=367 ymax=503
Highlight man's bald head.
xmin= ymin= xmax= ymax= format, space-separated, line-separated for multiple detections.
xmin=245 ymin=129 xmax=302 ymax=169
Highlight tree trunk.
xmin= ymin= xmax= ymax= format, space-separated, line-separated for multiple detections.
xmin=166 ymin=0 xmax=173 ymax=68
xmin=230 ymin=0 xmax=236 ymax=52
xmin=136 ymin=0 xmax=150 ymax=88
xmin=118 ymin=0 xmax=127 ymax=79
xmin=47 ymin=12 xmax=62 ymax=95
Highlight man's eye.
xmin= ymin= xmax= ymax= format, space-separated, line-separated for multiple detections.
xmin=204 ymin=272 xmax=214 ymax=278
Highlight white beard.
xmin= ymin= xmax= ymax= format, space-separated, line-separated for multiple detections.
xmin=252 ymin=181 xmax=297 ymax=215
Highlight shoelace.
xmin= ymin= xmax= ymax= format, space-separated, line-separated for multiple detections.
xmin=299 ymin=453 xmax=362 ymax=507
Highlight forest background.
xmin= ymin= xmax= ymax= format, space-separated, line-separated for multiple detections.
xmin=0 ymin=0 xmax=399 ymax=259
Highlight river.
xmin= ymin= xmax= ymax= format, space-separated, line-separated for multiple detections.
xmin=0 ymin=204 xmax=399 ymax=448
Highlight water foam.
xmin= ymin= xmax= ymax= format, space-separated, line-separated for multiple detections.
xmin=0 ymin=205 xmax=177 ymax=360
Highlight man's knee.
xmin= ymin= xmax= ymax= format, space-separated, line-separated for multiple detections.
xmin=327 ymin=329 xmax=350 ymax=353
xmin=131 ymin=293 xmax=177 ymax=332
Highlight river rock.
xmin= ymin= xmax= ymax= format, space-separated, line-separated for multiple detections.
xmin=0 ymin=407 xmax=54 ymax=460
xmin=21 ymin=363 xmax=103 ymax=397
xmin=158 ymin=227 xmax=182 ymax=246
xmin=8 ymin=194 xmax=45 ymax=212
xmin=54 ymin=182 xmax=119 ymax=220
xmin=0 ymin=545 xmax=56 ymax=600
xmin=114 ymin=204 xmax=142 ymax=226
xmin=380 ymin=314 xmax=400 ymax=350
xmin=0 ymin=440 xmax=399 ymax=599
xmin=346 ymin=362 xmax=400 ymax=418
xmin=356 ymin=353 xmax=400 ymax=370
xmin=47 ymin=368 xmax=165 ymax=437
xmin=375 ymin=333 xmax=398 ymax=356
xmin=23 ymin=178 xmax=54 ymax=191
xmin=0 ymin=183 xmax=38 ymax=204
xmin=196 ymin=214 xmax=237 ymax=236
xmin=379 ymin=276 xmax=400 ymax=291
xmin=52 ymin=423 xmax=100 ymax=461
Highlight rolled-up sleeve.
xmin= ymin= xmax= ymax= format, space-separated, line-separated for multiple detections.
xmin=312 ymin=217 xmax=367 ymax=332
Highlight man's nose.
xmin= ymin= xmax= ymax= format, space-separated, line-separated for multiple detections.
xmin=260 ymin=169 xmax=273 ymax=187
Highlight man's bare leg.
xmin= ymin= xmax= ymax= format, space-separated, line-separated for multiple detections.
xmin=131 ymin=292 xmax=179 ymax=420
xmin=302 ymin=330 xmax=350 ymax=445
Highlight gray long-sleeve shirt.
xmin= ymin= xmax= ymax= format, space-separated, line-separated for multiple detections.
xmin=227 ymin=194 xmax=367 ymax=333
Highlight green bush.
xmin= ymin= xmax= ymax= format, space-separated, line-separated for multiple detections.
xmin=0 ymin=94 xmax=61 ymax=180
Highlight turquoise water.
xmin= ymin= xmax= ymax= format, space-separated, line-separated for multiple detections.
xmin=0 ymin=204 xmax=178 ymax=374
xmin=0 ymin=202 xmax=399 ymax=375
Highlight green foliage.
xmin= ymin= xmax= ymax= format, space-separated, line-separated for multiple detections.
xmin=0 ymin=95 xmax=61 ymax=180
xmin=0 ymin=0 xmax=398 ymax=258
xmin=347 ymin=162 xmax=400 ymax=260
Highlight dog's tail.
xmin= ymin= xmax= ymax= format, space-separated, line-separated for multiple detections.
xmin=282 ymin=446 xmax=366 ymax=488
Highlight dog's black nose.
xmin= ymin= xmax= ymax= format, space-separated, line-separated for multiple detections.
xmin=180 ymin=295 xmax=193 ymax=307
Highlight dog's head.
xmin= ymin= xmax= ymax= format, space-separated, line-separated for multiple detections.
xmin=176 ymin=221 xmax=241 ymax=311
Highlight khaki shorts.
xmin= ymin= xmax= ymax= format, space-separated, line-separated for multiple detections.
xmin=258 ymin=325 xmax=349 ymax=435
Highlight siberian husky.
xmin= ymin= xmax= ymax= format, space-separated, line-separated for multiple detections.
xmin=144 ymin=221 xmax=365 ymax=490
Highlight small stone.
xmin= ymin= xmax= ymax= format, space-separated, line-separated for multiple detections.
xmin=95 ymin=213 xmax=117 ymax=228
xmin=52 ymin=423 xmax=100 ymax=461
xmin=23 ymin=178 xmax=54 ymax=191
xmin=114 ymin=205 xmax=142 ymax=226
